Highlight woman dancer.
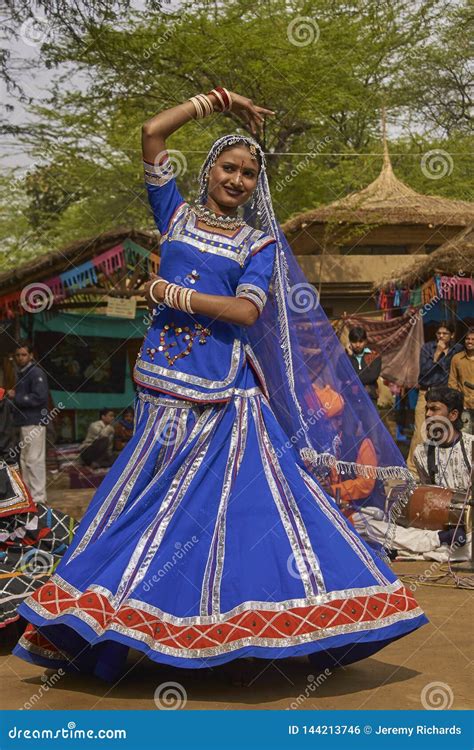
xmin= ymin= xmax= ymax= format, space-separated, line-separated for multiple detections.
xmin=14 ymin=89 xmax=427 ymax=680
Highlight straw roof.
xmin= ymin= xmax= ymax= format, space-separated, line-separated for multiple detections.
xmin=376 ymin=224 xmax=474 ymax=291
xmin=0 ymin=227 xmax=160 ymax=295
xmin=283 ymin=143 xmax=474 ymax=235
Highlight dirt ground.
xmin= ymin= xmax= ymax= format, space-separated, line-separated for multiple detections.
xmin=1 ymin=474 xmax=473 ymax=711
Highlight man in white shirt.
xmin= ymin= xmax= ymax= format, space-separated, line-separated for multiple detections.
xmin=414 ymin=386 xmax=472 ymax=493
xmin=352 ymin=387 xmax=471 ymax=561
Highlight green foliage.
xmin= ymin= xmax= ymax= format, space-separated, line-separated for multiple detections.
xmin=0 ymin=0 xmax=472 ymax=271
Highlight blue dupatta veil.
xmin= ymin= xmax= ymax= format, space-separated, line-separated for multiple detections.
xmin=197 ymin=134 xmax=414 ymax=554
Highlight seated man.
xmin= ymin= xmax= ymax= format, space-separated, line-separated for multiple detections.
xmin=414 ymin=385 xmax=472 ymax=493
xmin=80 ymin=408 xmax=115 ymax=469
xmin=316 ymin=385 xmax=471 ymax=561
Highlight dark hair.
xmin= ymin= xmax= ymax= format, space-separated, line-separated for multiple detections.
xmin=425 ymin=386 xmax=464 ymax=429
xmin=348 ymin=326 xmax=368 ymax=343
xmin=464 ymin=327 xmax=474 ymax=338
xmin=435 ymin=320 xmax=455 ymax=334
xmin=99 ymin=408 xmax=114 ymax=418
xmin=15 ymin=339 xmax=33 ymax=353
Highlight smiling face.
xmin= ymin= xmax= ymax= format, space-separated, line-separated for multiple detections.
xmin=206 ymin=145 xmax=259 ymax=214
xmin=464 ymin=331 xmax=474 ymax=354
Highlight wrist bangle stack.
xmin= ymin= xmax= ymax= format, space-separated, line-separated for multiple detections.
xmin=189 ymin=88 xmax=233 ymax=119
xmin=189 ymin=93 xmax=214 ymax=119
xmin=207 ymin=87 xmax=232 ymax=111
xmin=163 ymin=282 xmax=195 ymax=314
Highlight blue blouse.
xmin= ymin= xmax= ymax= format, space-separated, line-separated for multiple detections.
xmin=133 ymin=157 xmax=276 ymax=403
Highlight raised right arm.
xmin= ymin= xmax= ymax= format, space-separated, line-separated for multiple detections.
xmin=142 ymin=100 xmax=214 ymax=163
xmin=141 ymin=91 xmax=273 ymax=163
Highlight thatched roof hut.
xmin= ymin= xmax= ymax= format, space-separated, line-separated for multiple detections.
xmin=376 ymin=224 xmax=474 ymax=291
xmin=283 ymin=143 xmax=474 ymax=255
xmin=0 ymin=227 xmax=159 ymax=296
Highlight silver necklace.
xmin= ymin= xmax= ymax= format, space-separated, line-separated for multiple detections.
xmin=191 ymin=202 xmax=246 ymax=230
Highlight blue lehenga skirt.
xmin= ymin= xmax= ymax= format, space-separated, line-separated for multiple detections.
xmin=13 ymin=365 xmax=427 ymax=679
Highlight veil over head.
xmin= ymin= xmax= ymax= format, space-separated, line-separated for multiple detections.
xmin=197 ymin=134 xmax=415 ymax=555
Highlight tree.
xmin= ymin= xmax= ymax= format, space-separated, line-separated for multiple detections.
xmin=0 ymin=0 xmax=472 ymax=270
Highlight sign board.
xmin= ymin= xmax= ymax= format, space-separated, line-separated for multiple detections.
xmin=105 ymin=296 xmax=137 ymax=319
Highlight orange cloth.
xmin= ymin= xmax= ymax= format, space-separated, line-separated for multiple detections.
xmin=312 ymin=384 xmax=345 ymax=418
xmin=330 ymin=437 xmax=377 ymax=502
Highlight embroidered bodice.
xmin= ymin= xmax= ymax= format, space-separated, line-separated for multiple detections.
xmin=133 ymin=158 xmax=276 ymax=402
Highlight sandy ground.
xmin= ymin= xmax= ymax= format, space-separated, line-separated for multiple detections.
xmin=1 ymin=473 xmax=473 ymax=711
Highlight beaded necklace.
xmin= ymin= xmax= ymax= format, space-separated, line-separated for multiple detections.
xmin=191 ymin=202 xmax=245 ymax=230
